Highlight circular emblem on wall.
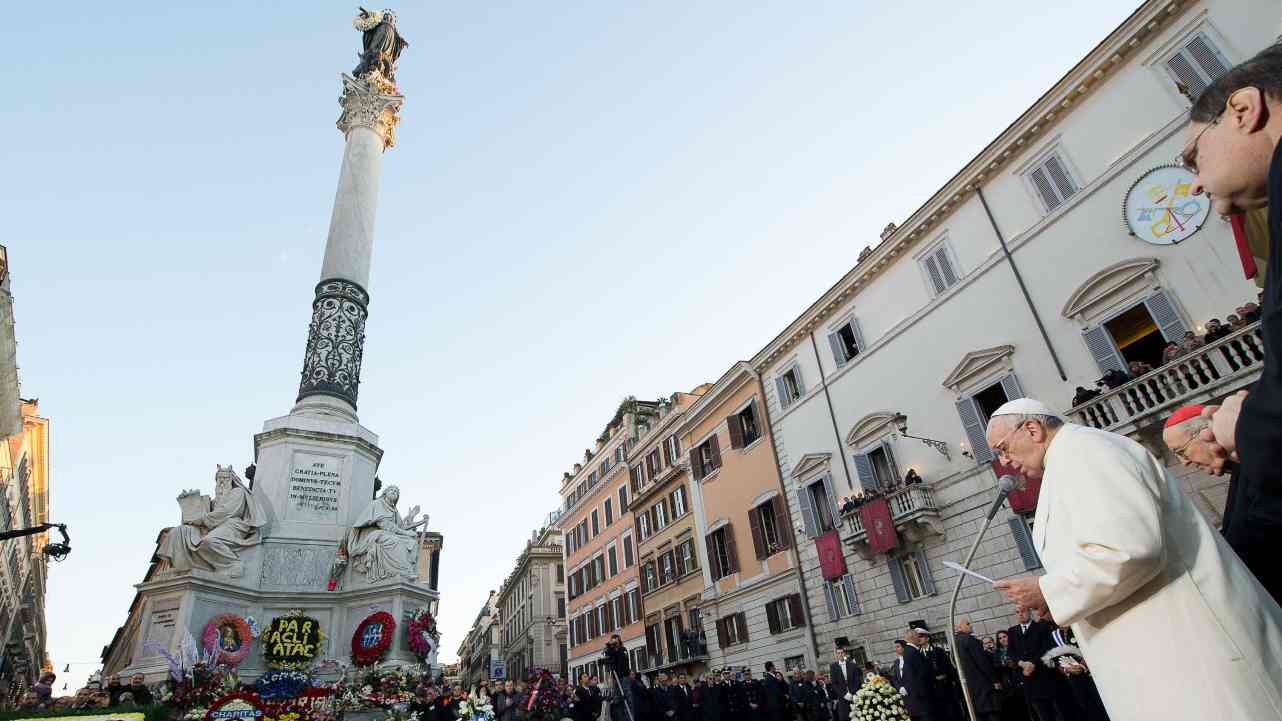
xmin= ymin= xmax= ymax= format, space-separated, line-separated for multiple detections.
xmin=1122 ymin=164 xmax=1211 ymax=245
xmin=351 ymin=610 xmax=396 ymax=666
xmin=205 ymin=692 xmax=266 ymax=721
xmin=202 ymin=613 xmax=254 ymax=667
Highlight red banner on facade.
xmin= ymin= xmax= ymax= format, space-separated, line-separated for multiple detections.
xmin=815 ymin=528 xmax=848 ymax=581
xmin=859 ymin=498 xmax=898 ymax=555
xmin=991 ymin=460 xmax=1041 ymax=513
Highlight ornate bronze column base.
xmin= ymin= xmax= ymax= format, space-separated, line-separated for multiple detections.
xmin=296 ymin=278 xmax=369 ymax=409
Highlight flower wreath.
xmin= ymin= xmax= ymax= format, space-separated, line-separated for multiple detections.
xmin=203 ymin=691 xmax=265 ymax=721
xmin=202 ymin=613 xmax=254 ymax=667
xmin=351 ymin=611 xmax=396 ymax=667
xmin=262 ymin=610 xmax=324 ymax=670
xmin=405 ymin=609 xmax=439 ymax=661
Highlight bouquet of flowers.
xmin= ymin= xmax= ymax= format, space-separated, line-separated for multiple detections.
xmin=523 ymin=670 xmax=569 ymax=721
xmin=853 ymin=676 xmax=909 ymax=721
xmin=256 ymin=669 xmax=315 ymax=700
xmin=457 ymin=691 xmax=494 ymax=721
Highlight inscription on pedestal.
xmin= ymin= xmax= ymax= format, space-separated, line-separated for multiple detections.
xmin=259 ymin=544 xmax=333 ymax=589
xmin=141 ymin=598 xmax=181 ymax=656
xmin=286 ymin=452 xmax=344 ymax=523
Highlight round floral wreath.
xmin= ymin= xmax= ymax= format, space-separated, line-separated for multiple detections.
xmin=405 ymin=609 xmax=439 ymax=660
xmin=203 ymin=691 xmax=265 ymax=721
xmin=351 ymin=611 xmax=396 ymax=666
xmin=202 ymin=613 xmax=254 ymax=667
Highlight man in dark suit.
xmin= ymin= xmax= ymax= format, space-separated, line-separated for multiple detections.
xmin=653 ymin=673 xmax=676 ymax=721
xmin=699 ymin=673 xmax=723 ymax=721
xmin=762 ymin=663 xmax=790 ymax=721
xmin=912 ymin=622 xmax=961 ymax=721
xmin=900 ymin=630 xmax=940 ymax=721
xmin=574 ymin=673 xmax=595 ymax=721
xmin=671 ymin=673 xmax=693 ymax=721
xmin=827 ymin=647 xmax=859 ymax=721
xmin=887 ymin=641 xmax=907 ymax=693
xmin=722 ymin=669 xmax=746 ymax=721
xmin=742 ymin=668 xmax=763 ymax=718
xmin=1006 ymin=609 xmax=1067 ymax=721
xmin=954 ymin=619 xmax=1001 ymax=721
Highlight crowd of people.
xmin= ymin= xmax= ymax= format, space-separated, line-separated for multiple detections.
xmin=1069 ymin=298 xmax=1263 ymax=408
xmin=839 ymin=469 xmax=923 ymax=514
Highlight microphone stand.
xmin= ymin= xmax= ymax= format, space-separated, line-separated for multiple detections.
xmin=947 ymin=485 xmax=1012 ymax=721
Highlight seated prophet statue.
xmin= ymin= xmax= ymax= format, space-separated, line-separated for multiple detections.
xmin=160 ymin=465 xmax=267 ymax=577
xmin=346 ymin=484 xmax=424 ymax=582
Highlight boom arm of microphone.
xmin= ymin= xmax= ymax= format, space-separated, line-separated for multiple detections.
xmin=947 ymin=475 xmax=1017 ymax=721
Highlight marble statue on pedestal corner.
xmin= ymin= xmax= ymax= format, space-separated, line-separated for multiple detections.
xmin=159 ymin=465 xmax=268 ymax=578
xmin=345 ymin=484 xmax=424 ymax=582
xmin=352 ymin=7 xmax=408 ymax=84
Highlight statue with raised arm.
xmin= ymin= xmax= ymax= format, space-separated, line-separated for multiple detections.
xmin=352 ymin=7 xmax=408 ymax=84
xmin=346 ymin=484 xmax=424 ymax=582
xmin=160 ymin=466 xmax=268 ymax=578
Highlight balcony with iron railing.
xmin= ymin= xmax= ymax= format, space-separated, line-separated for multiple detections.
xmin=636 ymin=632 xmax=709 ymax=673
xmin=840 ymin=485 xmax=943 ymax=558
xmin=1069 ymin=322 xmax=1263 ymax=436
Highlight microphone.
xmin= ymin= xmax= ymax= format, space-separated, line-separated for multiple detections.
xmin=985 ymin=475 xmax=1018 ymax=521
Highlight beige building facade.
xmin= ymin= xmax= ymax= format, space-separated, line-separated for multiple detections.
xmin=629 ymin=389 xmax=709 ymax=677
xmin=497 ymin=519 xmax=566 ymax=681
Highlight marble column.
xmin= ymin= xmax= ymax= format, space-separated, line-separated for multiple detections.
xmin=294 ymin=73 xmax=404 ymax=421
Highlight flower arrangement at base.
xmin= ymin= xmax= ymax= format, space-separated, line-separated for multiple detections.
xmin=853 ymin=675 xmax=910 ymax=721
xmin=203 ymin=613 xmax=254 ymax=667
xmin=263 ymin=610 xmax=325 ymax=670
xmin=255 ymin=669 xmax=315 ymax=700
xmin=405 ymin=609 xmax=439 ymax=661
xmin=352 ymin=611 xmax=397 ymax=667
xmin=334 ymin=665 xmax=421 ymax=709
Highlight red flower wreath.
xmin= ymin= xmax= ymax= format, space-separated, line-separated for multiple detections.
xmin=351 ymin=611 xmax=396 ymax=666
xmin=406 ymin=609 xmax=439 ymax=661
xmin=202 ymin=613 xmax=254 ymax=667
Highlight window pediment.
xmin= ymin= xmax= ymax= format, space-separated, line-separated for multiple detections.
xmin=846 ymin=411 xmax=900 ymax=449
xmin=942 ymin=345 xmax=1015 ymax=393
xmin=1061 ymin=258 xmax=1160 ymax=321
xmin=790 ymin=453 xmax=832 ymax=481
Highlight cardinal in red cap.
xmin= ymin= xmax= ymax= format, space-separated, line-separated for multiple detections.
xmin=1161 ymin=404 xmax=1222 ymax=474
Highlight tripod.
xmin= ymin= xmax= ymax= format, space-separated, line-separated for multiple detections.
xmin=608 ymin=669 xmax=636 ymax=721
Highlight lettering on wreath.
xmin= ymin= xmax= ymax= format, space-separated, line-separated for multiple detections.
xmin=262 ymin=611 xmax=324 ymax=668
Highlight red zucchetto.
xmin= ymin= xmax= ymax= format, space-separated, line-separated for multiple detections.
xmin=1165 ymin=404 xmax=1206 ymax=428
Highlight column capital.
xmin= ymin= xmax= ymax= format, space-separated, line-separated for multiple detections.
xmin=337 ymin=72 xmax=404 ymax=150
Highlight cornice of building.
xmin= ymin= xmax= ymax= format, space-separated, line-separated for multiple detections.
xmin=751 ymin=0 xmax=1192 ymax=372
xmin=678 ymin=362 xmax=756 ymax=435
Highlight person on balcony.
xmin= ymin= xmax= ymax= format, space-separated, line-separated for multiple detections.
xmin=1127 ymin=360 xmax=1155 ymax=377
xmin=1179 ymin=330 xmax=1206 ymax=355
xmin=1071 ymin=386 xmax=1101 ymax=408
xmin=1204 ymin=318 xmax=1232 ymax=344
xmin=1162 ymin=341 xmax=1185 ymax=364
xmin=1228 ymin=313 xmax=1246 ymax=330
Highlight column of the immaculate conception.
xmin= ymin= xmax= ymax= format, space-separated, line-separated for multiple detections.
xmin=125 ymin=10 xmax=438 ymax=683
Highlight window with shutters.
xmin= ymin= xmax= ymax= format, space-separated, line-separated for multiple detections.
xmin=828 ymin=315 xmax=866 ymax=367
xmin=854 ymin=439 xmax=900 ymax=492
xmin=653 ymin=500 xmax=669 ymax=530
xmin=623 ymin=533 xmax=635 ymax=567
xmin=660 ymin=551 xmax=676 ymax=584
xmin=1009 ymin=515 xmax=1042 ymax=570
xmin=1085 ymin=290 xmax=1187 ymax=374
xmin=630 ymin=465 xmax=643 ymax=492
xmin=628 ymin=589 xmax=641 ymax=622
xmin=729 ymin=401 xmax=761 ymax=448
xmin=717 ymin=612 xmax=749 ymax=647
xmin=607 ymin=544 xmax=618 ymax=577
xmin=604 ymin=498 xmax=613 ymax=526
xmin=671 ymin=485 xmax=688 ymax=518
xmin=766 ymin=594 xmax=805 ymax=634
xmin=891 ymin=552 xmax=934 ymax=601
xmin=808 ymin=480 xmax=835 ymax=533
xmin=956 ymin=373 xmax=1023 ymax=465
xmin=612 ymin=596 xmax=624 ymax=628
xmin=647 ymin=448 xmax=662 ymax=481
xmin=706 ymin=526 xmax=738 ymax=581
xmin=824 ymin=574 xmax=860 ymax=619
xmin=663 ymin=434 xmax=681 ymax=465
xmin=692 ymin=435 xmax=722 ymax=480
xmin=1024 ymin=150 xmax=1079 ymax=214
xmin=642 ymin=562 xmax=657 ymax=593
xmin=591 ymin=509 xmax=600 ymax=537
xmin=917 ymin=239 xmax=961 ymax=297
xmin=619 ymin=486 xmax=629 ymax=514
xmin=757 ymin=500 xmax=781 ymax=553
xmin=1161 ymin=29 xmax=1232 ymax=102
xmin=637 ymin=512 xmax=651 ymax=541
xmin=677 ymin=539 xmax=697 ymax=576
xmin=776 ymin=365 xmax=805 ymax=409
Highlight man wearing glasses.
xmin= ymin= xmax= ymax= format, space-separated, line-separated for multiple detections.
xmin=987 ymin=398 xmax=1282 ymax=721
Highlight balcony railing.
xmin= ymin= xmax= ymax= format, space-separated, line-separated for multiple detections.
xmin=1069 ymin=322 xmax=1264 ymax=435
xmin=637 ymin=636 xmax=709 ymax=673
xmin=840 ymin=486 xmax=943 ymax=557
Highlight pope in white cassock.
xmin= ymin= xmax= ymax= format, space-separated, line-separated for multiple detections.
xmin=988 ymin=398 xmax=1282 ymax=721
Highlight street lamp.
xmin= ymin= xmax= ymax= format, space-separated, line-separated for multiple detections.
xmin=892 ymin=414 xmax=952 ymax=461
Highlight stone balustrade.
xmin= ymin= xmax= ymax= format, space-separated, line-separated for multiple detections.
xmin=1070 ymin=322 xmax=1264 ymax=435
xmin=842 ymin=485 xmax=940 ymax=538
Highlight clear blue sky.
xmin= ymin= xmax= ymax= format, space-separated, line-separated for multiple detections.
xmin=3 ymin=1 xmax=1134 ymax=689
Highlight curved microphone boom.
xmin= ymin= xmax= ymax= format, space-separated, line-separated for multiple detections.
xmin=985 ymin=475 xmax=1019 ymax=520
xmin=949 ymin=474 xmax=1018 ymax=721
